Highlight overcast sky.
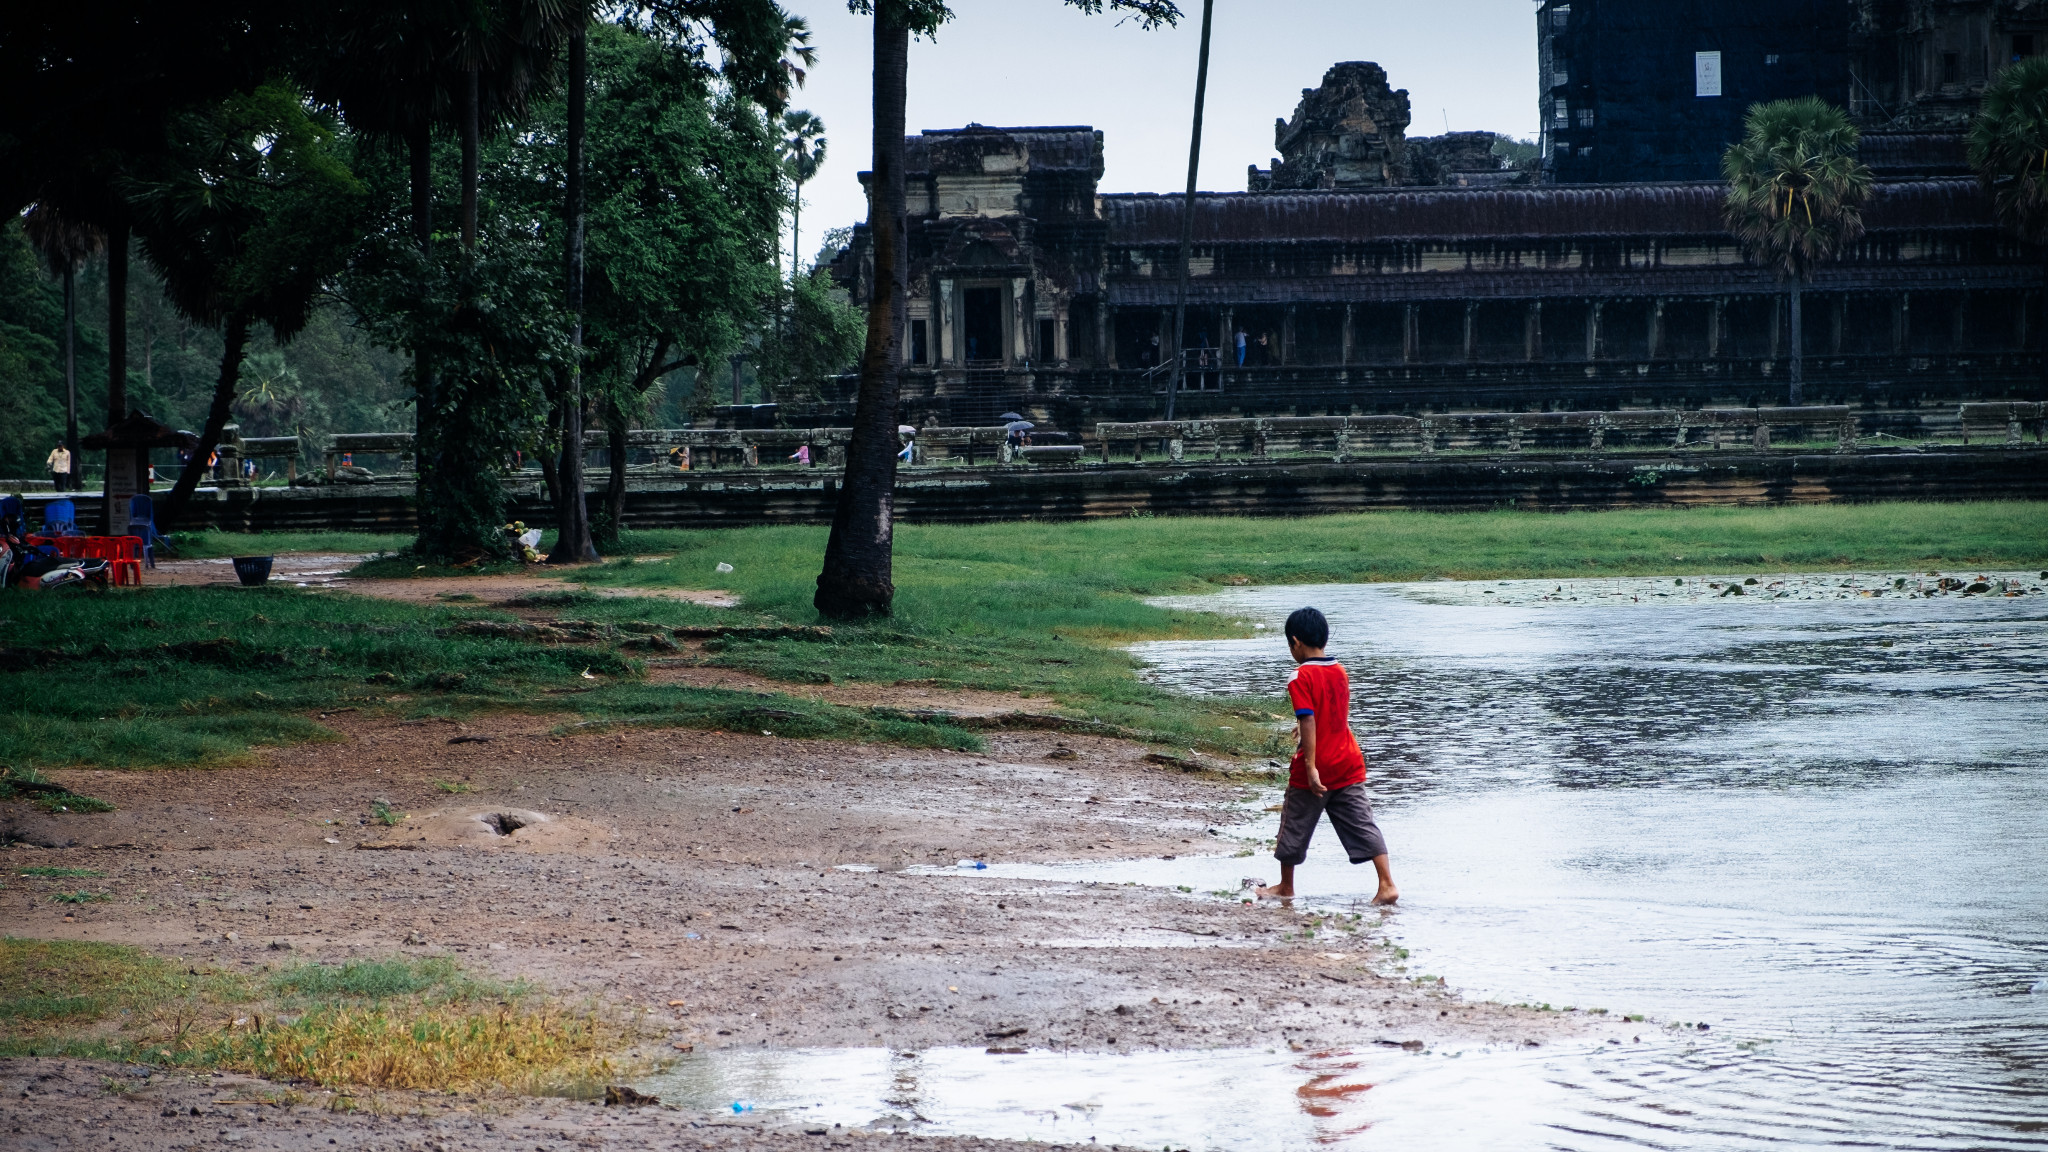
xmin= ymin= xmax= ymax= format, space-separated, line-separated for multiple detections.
xmin=779 ymin=0 xmax=1540 ymax=267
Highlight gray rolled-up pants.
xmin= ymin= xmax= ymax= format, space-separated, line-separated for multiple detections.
xmin=1274 ymin=783 xmax=1387 ymax=866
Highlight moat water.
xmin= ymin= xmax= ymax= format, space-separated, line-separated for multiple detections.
xmin=644 ymin=573 xmax=2048 ymax=1149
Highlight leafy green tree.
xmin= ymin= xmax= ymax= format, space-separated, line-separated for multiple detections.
xmin=1722 ymin=96 xmax=1871 ymax=406
xmin=127 ymin=87 xmax=372 ymax=525
xmin=755 ymin=267 xmax=863 ymax=407
xmin=509 ymin=22 xmax=784 ymax=545
xmin=818 ymin=0 xmax=1181 ymax=619
xmin=1967 ymin=55 xmax=2048 ymax=377
xmin=0 ymin=221 xmax=67 ymax=480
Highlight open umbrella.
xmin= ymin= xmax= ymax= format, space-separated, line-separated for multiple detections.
xmin=1004 ymin=420 xmax=1035 ymax=433
xmin=998 ymin=412 xmax=1026 ymax=422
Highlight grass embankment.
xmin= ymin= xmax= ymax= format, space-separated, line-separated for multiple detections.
xmin=0 ymin=938 xmax=613 ymax=1094
xmin=582 ymin=500 xmax=2048 ymax=730
xmin=0 ymin=585 xmax=983 ymax=774
xmin=7 ymin=502 xmax=2045 ymax=775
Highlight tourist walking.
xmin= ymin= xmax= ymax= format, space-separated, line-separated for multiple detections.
xmin=45 ymin=443 xmax=70 ymax=489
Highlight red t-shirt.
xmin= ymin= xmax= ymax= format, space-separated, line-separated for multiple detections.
xmin=1286 ymin=657 xmax=1366 ymax=791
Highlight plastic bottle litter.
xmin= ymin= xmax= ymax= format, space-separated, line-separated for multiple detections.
xmin=716 ymin=562 xmax=734 ymax=573
xmin=731 ymin=1100 xmax=755 ymax=1114
xmin=957 ymin=859 xmax=988 ymax=870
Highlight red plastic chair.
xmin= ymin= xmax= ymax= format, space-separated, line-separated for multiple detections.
xmin=103 ymin=537 xmax=144 ymax=586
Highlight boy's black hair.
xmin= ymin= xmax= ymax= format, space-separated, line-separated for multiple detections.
xmin=1284 ymin=606 xmax=1329 ymax=649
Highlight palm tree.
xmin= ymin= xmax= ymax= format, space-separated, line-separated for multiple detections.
xmin=1967 ymin=55 xmax=2048 ymax=380
xmin=1722 ymin=96 xmax=1872 ymax=406
xmin=21 ymin=205 xmax=102 ymax=490
xmin=817 ymin=0 xmax=1181 ymax=619
xmin=780 ymin=110 xmax=827 ymax=288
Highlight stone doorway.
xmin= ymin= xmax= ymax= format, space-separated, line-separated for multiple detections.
xmin=963 ymin=285 xmax=1004 ymax=364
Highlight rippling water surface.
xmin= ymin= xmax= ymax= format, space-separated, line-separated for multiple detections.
xmin=1118 ymin=576 xmax=2048 ymax=1148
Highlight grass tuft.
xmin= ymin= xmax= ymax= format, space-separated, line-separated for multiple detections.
xmin=0 ymin=940 xmax=612 ymax=1094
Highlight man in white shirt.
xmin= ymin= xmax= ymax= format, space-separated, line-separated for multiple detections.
xmin=45 ymin=444 xmax=71 ymax=489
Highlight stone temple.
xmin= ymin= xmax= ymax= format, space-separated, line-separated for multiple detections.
xmin=826 ymin=3 xmax=2046 ymax=439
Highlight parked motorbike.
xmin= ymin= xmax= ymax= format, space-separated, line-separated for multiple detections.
xmin=0 ymin=534 xmax=111 ymax=591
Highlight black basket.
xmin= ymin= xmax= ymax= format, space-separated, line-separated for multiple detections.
xmin=231 ymin=555 xmax=274 ymax=586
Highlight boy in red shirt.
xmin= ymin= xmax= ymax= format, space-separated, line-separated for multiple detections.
xmin=1257 ymin=607 xmax=1398 ymax=904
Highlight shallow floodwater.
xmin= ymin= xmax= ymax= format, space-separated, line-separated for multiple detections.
xmin=643 ymin=574 xmax=2048 ymax=1149
xmin=1119 ymin=574 xmax=2048 ymax=1147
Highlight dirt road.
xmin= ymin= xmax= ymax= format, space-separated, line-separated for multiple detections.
xmin=3 ymin=715 xmax=1607 ymax=1150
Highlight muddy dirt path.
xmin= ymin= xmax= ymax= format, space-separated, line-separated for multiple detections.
xmin=3 ymin=718 xmax=1607 ymax=1150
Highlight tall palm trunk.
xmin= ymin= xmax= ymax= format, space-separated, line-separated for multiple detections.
xmin=814 ymin=8 xmax=909 ymax=618
xmin=549 ymin=24 xmax=599 ymax=564
xmin=106 ymin=223 xmax=127 ymax=425
xmin=1788 ymin=280 xmax=1804 ymax=406
xmin=461 ymin=67 xmax=480 ymax=255
xmin=62 ymin=263 xmax=78 ymax=490
xmin=408 ymin=121 xmax=434 ymax=468
xmin=160 ymin=316 xmax=249 ymax=526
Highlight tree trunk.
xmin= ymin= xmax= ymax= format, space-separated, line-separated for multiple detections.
xmin=548 ymin=24 xmax=599 ymax=564
xmin=62 ymin=264 xmax=79 ymax=490
xmin=603 ymin=395 xmax=628 ymax=548
xmin=408 ymin=120 xmax=434 ymax=477
xmin=461 ymin=67 xmax=479 ymax=255
xmin=814 ymin=10 xmax=909 ymax=619
xmin=1164 ymin=0 xmax=1214 ymax=422
xmin=1788 ymin=280 xmax=1803 ymax=406
xmin=791 ymin=182 xmax=802 ymax=289
xmin=106 ymin=222 xmax=127 ymax=425
xmin=539 ymin=398 xmax=561 ymax=506
xmin=159 ymin=316 xmax=249 ymax=527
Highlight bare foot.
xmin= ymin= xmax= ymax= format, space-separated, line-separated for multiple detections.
xmin=1372 ymin=884 xmax=1399 ymax=905
xmin=1255 ymin=883 xmax=1294 ymax=899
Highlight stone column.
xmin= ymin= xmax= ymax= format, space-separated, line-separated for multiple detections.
xmin=1102 ymin=304 xmax=1118 ymax=369
xmin=1011 ymin=277 xmax=1029 ymax=363
xmin=1951 ymin=291 xmax=1967 ymax=352
xmin=1463 ymin=301 xmax=1478 ymax=361
xmin=1282 ymin=306 xmax=1297 ymax=365
xmin=1525 ymin=301 xmax=1543 ymax=361
xmin=938 ymin=278 xmax=956 ymax=366
xmin=1403 ymin=303 xmax=1418 ymax=363
xmin=1054 ymin=307 xmax=1070 ymax=367
xmin=1709 ymin=298 xmax=1725 ymax=359
xmin=1649 ymin=298 xmax=1665 ymax=359
xmin=1831 ymin=294 xmax=1845 ymax=355
xmin=1769 ymin=293 xmax=1782 ymax=360
xmin=1586 ymin=301 xmax=1603 ymax=361
xmin=1895 ymin=292 xmax=1909 ymax=355
xmin=1341 ymin=304 xmax=1355 ymax=365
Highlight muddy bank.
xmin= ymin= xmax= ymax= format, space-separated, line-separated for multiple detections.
xmin=3 ymin=717 xmax=1609 ymax=1148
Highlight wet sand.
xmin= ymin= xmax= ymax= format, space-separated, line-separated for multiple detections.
xmin=1 ymin=715 xmax=1600 ymax=1151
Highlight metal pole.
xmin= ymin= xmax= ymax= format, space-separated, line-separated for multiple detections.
xmin=1165 ymin=0 xmax=1214 ymax=422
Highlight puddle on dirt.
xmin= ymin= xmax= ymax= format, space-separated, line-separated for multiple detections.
xmin=638 ymin=1042 xmax=1622 ymax=1149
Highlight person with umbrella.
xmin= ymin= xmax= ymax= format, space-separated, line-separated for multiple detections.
xmin=1004 ymin=418 xmax=1034 ymax=456
xmin=897 ymin=424 xmax=918 ymax=464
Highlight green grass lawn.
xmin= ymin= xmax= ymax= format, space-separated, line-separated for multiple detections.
xmin=8 ymin=502 xmax=2045 ymax=775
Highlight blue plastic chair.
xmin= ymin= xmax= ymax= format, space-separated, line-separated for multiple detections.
xmin=129 ymin=492 xmax=167 ymax=568
xmin=0 ymin=494 xmax=22 ymax=535
xmin=41 ymin=497 xmax=77 ymax=536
